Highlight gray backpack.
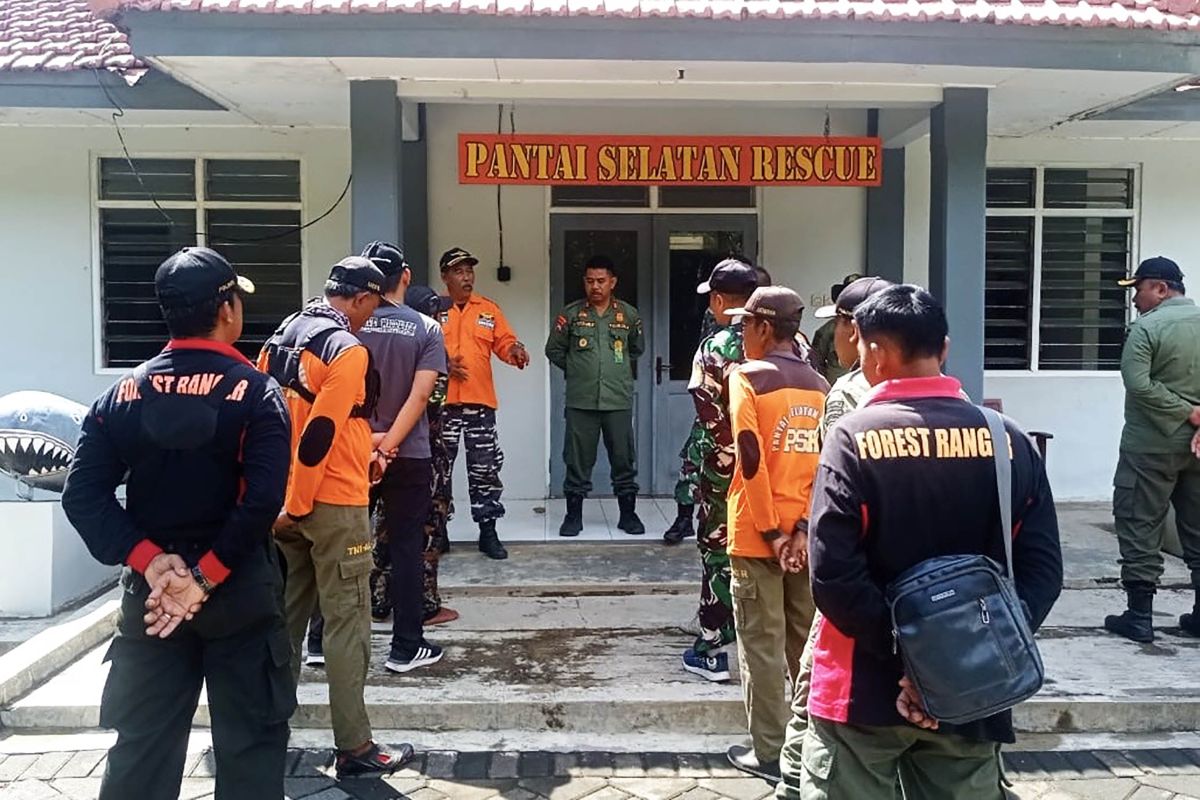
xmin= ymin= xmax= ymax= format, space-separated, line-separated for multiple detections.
xmin=885 ymin=407 xmax=1045 ymax=725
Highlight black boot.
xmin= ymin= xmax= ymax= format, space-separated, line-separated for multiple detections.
xmin=559 ymin=495 xmax=584 ymax=537
xmin=617 ymin=494 xmax=645 ymax=535
xmin=1180 ymin=590 xmax=1200 ymax=637
xmin=1104 ymin=583 xmax=1155 ymax=643
xmin=478 ymin=520 xmax=508 ymax=560
xmin=663 ymin=504 xmax=695 ymax=545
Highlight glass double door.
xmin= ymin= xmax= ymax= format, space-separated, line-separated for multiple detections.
xmin=548 ymin=214 xmax=758 ymax=497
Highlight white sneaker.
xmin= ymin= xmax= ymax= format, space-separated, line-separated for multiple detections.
xmin=305 ymin=651 xmax=325 ymax=667
xmin=384 ymin=642 xmax=444 ymax=674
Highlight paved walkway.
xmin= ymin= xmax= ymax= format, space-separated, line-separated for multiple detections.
xmin=4 ymin=747 xmax=1200 ymax=799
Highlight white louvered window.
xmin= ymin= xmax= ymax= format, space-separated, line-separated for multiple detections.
xmin=984 ymin=166 xmax=1135 ymax=372
xmin=96 ymin=157 xmax=303 ymax=368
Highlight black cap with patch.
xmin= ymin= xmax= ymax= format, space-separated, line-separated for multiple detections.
xmin=697 ymin=258 xmax=758 ymax=296
xmin=406 ymin=285 xmax=452 ymax=318
xmin=439 ymin=247 xmax=479 ymax=272
xmin=155 ymin=247 xmax=255 ymax=310
xmin=328 ymin=256 xmax=397 ymax=305
xmin=361 ymin=241 xmax=409 ymax=277
xmin=1118 ymin=256 xmax=1184 ymax=287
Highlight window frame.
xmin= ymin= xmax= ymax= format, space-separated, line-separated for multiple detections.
xmin=91 ymin=152 xmax=308 ymax=375
xmin=984 ymin=162 xmax=1140 ymax=377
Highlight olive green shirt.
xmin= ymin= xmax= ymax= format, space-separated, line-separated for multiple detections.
xmin=812 ymin=319 xmax=849 ymax=385
xmin=1120 ymin=296 xmax=1200 ymax=454
xmin=819 ymin=367 xmax=871 ymax=444
xmin=546 ymin=298 xmax=645 ymax=411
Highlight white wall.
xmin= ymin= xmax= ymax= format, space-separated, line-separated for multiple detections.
xmin=904 ymin=134 xmax=1198 ymax=500
xmin=425 ymin=103 xmax=868 ymax=499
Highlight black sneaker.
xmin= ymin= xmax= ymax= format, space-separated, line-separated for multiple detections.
xmin=384 ymin=641 xmax=444 ymax=674
xmin=727 ymin=744 xmax=781 ymax=785
xmin=335 ymin=741 xmax=414 ymax=778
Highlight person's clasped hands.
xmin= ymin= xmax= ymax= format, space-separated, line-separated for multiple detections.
xmin=142 ymin=553 xmax=209 ymax=639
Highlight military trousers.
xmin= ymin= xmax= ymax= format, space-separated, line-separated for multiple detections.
xmin=562 ymin=407 xmax=639 ymax=497
xmin=777 ymin=610 xmax=822 ymax=799
xmin=730 ymin=556 xmax=815 ymax=765
xmin=673 ymin=422 xmax=703 ymax=506
xmin=798 ymin=717 xmax=1004 ymax=800
xmin=275 ymin=502 xmax=374 ymax=751
xmin=442 ymin=403 xmax=506 ymax=523
xmin=98 ymin=542 xmax=295 ymax=800
xmin=694 ymin=472 xmax=734 ymax=654
xmin=1114 ymin=449 xmax=1200 ymax=587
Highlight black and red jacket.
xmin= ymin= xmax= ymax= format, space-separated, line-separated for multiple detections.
xmin=63 ymin=340 xmax=291 ymax=586
xmin=807 ymin=375 xmax=1062 ymax=743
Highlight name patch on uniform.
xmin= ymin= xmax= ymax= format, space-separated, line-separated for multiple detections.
xmin=477 ymin=313 xmax=496 ymax=330
xmin=364 ymin=317 xmax=418 ymax=337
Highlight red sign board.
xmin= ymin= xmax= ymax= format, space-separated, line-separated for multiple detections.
xmin=458 ymin=134 xmax=882 ymax=187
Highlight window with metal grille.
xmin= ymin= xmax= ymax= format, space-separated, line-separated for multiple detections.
xmin=96 ymin=158 xmax=302 ymax=369
xmin=984 ymin=167 xmax=1135 ymax=371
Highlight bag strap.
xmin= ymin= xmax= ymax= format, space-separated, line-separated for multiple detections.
xmin=980 ymin=406 xmax=1014 ymax=578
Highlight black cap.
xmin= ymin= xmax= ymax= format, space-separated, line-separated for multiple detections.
xmin=697 ymin=258 xmax=758 ymax=296
xmin=1118 ymin=256 xmax=1184 ymax=287
xmin=815 ymin=276 xmax=894 ymax=319
xmin=361 ymin=241 xmax=409 ymax=277
xmin=727 ymin=286 xmax=805 ymax=324
xmin=155 ymin=247 xmax=255 ymax=310
xmin=328 ymin=256 xmax=397 ymax=305
xmin=830 ymin=273 xmax=864 ymax=302
xmin=439 ymin=247 xmax=479 ymax=272
xmin=406 ymin=285 xmax=452 ymax=318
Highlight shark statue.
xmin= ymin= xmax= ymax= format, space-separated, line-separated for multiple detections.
xmin=0 ymin=391 xmax=88 ymax=496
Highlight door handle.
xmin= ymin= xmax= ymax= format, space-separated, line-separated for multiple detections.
xmin=655 ymin=356 xmax=673 ymax=385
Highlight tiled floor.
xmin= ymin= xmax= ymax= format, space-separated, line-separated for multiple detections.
xmin=447 ymin=498 xmax=678 ymax=543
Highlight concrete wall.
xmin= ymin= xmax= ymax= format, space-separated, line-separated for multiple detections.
xmin=904 ymin=134 xmax=1196 ymax=501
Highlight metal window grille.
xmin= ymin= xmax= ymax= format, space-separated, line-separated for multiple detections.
xmin=96 ymin=158 xmax=302 ymax=369
xmin=984 ymin=166 xmax=1135 ymax=372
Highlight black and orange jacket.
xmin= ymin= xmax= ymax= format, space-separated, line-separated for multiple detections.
xmin=257 ymin=304 xmax=376 ymax=518
xmin=63 ymin=339 xmax=291 ymax=586
xmin=808 ymin=375 xmax=1062 ymax=743
xmin=727 ymin=350 xmax=827 ymax=559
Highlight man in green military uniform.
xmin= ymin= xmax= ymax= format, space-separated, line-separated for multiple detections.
xmin=810 ymin=273 xmax=861 ymax=385
xmin=1104 ymin=256 xmax=1200 ymax=643
xmin=546 ymin=255 xmax=646 ymax=537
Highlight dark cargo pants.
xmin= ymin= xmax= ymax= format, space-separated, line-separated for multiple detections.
xmin=1113 ymin=449 xmax=1200 ymax=586
xmin=563 ymin=407 xmax=639 ymax=496
xmin=98 ymin=542 xmax=295 ymax=800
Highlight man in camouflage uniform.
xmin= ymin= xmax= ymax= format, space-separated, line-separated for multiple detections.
xmin=681 ymin=259 xmax=761 ymax=682
xmin=665 ymin=268 xmax=774 ymax=545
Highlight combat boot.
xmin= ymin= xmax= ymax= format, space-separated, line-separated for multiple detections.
xmin=1104 ymin=582 xmax=1155 ymax=643
xmin=1179 ymin=589 xmax=1200 ymax=637
xmin=478 ymin=520 xmax=508 ymax=560
xmin=617 ymin=494 xmax=645 ymax=535
xmin=559 ymin=495 xmax=584 ymax=537
xmin=663 ymin=503 xmax=695 ymax=545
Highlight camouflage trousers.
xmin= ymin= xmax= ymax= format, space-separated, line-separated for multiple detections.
xmin=695 ymin=472 xmax=735 ymax=654
xmin=673 ymin=423 xmax=703 ymax=507
xmin=441 ymin=404 xmax=505 ymax=524
xmin=370 ymin=421 xmax=452 ymax=621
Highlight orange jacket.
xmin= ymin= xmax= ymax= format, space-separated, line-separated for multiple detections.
xmin=256 ymin=325 xmax=373 ymax=518
xmin=439 ymin=294 xmax=520 ymax=408
xmin=727 ymin=350 xmax=828 ymax=559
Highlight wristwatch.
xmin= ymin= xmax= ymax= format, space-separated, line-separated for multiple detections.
xmin=191 ymin=566 xmax=216 ymax=595
xmin=761 ymin=528 xmax=784 ymax=543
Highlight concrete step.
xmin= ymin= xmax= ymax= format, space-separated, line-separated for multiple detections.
xmin=7 ymin=590 xmax=1200 ymax=736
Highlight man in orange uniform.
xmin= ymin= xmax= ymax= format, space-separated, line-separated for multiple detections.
xmin=723 ymin=286 xmax=828 ymax=783
xmin=258 ymin=257 xmax=412 ymax=778
xmin=437 ymin=247 xmax=530 ymax=560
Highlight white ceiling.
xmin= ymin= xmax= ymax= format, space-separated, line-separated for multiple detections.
xmin=7 ymin=57 xmax=1195 ymax=139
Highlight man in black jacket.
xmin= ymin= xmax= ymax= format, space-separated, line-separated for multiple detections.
xmin=62 ymin=247 xmax=295 ymax=800
xmin=800 ymin=285 xmax=1062 ymax=800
